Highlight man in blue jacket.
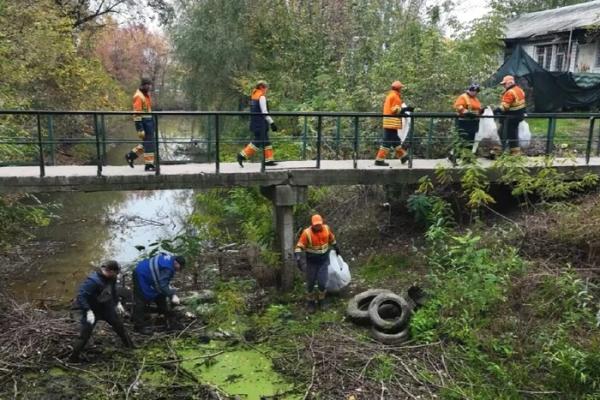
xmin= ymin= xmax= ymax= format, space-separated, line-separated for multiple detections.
xmin=132 ymin=253 xmax=185 ymax=335
xmin=69 ymin=260 xmax=133 ymax=363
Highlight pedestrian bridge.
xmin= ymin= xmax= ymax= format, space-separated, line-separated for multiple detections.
xmin=1 ymin=158 xmax=599 ymax=193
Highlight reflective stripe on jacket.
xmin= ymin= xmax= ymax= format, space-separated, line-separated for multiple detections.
xmin=382 ymin=90 xmax=403 ymax=129
xmin=133 ymin=89 xmax=152 ymax=122
xmin=133 ymin=253 xmax=176 ymax=301
xmin=501 ymin=85 xmax=526 ymax=111
xmin=454 ymin=93 xmax=481 ymax=115
xmin=295 ymin=225 xmax=336 ymax=255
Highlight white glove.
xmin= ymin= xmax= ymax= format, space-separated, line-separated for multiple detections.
xmin=171 ymin=294 xmax=180 ymax=305
xmin=86 ymin=310 xmax=95 ymax=325
xmin=116 ymin=302 xmax=126 ymax=315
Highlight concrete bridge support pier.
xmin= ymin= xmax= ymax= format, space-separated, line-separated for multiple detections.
xmin=261 ymin=185 xmax=307 ymax=290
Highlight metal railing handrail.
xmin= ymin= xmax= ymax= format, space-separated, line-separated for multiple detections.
xmin=0 ymin=109 xmax=598 ymax=179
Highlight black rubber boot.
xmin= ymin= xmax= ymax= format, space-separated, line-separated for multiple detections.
xmin=144 ymin=164 xmax=155 ymax=172
xmin=374 ymin=160 xmax=389 ymax=166
xmin=125 ymin=152 xmax=138 ymax=168
xmin=237 ymin=153 xmax=245 ymax=168
xmin=134 ymin=326 xmax=154 ymax=336
xmin=306 ymin=300 xmax=317 ymax=314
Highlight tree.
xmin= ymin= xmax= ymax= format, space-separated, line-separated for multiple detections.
xmin=491 ymin=0 xmax=592 ymax=15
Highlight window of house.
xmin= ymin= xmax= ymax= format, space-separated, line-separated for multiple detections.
xmin=536 ymin=45 xmax=553 ymax=70
xmin=555 ymin=43 xmax=568 ymax=71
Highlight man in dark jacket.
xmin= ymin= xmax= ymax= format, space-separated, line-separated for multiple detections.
xmin=69 ymin=260 xmax=133 ymax=363
xmin=132 ymin=253 xmax=185 ymax=335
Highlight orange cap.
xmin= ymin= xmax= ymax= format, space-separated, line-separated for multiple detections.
xmin=311 ymin=214 xmax=323 ymax=226
xmin=500 ymin=75 xmax=515 ymax=85
xmin=391 ymin=80 xmax=405 ymax=90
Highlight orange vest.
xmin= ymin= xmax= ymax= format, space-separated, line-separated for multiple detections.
xmin=454 ymin=93 xmax=481 ymax=115
xmin=133 ymin=89 xmax=152 ymax=121
xmin=295 ymin=225 xmax=336 ymax=254
xmin=501 ymin=85 xmax=526 ymax=111
xmin=382 ymin=90 xmax=403 ymax=129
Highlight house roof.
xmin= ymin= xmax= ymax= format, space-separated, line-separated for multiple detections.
xmin=505 ymin=0 xmax=600 ymax=40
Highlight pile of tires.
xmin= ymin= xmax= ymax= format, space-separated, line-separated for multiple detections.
xmin=346 ymin=287 xmax=424 ymax=345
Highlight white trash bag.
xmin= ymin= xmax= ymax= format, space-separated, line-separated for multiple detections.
xmin=518 ymin=120 xmax=531 ymax=148
xmin=473 ymin=107 xmax=501 ymax=154
xmin=397 ymin=102 xmax=412 ymax=144
xmin=326 ymin=250 xmax=351 ymax=293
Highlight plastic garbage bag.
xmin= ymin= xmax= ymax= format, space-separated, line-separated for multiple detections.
xmin=473 ymin=107 xmax=501 ymax=153
xmin=397 ymin=103 xmax=412 ymax=144
xmin=518 ymin=120 xmax=531 ymax=148
xmin=326 ymin=250 xmax=351 ymax=293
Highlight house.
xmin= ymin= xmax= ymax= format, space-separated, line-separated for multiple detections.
xmin=504 ymin=0 xmax=600 ymax=73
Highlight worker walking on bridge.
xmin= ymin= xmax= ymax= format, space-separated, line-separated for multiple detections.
xmin=450 ymin=83 xmax=483 ymax=162
xmin=375 ymin=81 xmax=414 ymax=166
xmin=237 ymin=80 xmax=278 ymax=167
xmin=69 ymin=260 xmax=133 ymax=363
xmin=132 ymin=252 xmax=185 ymax=335
xmin=295 ymin=214 xmax=341 ymax=313
xmin=125 ymin=77 xmax=156 ymax=171
xmin=497 ymin=75 xmax=526 ymax=155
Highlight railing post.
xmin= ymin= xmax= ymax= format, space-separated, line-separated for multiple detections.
xmin=93 ymin=114 xmax=102 ymax=177
xmin=546 ymin=117 xmax=556 ymax=155
xmin=501 ymin=115 xmax=509 ymax=150
xmin=427 ymin=117 xmax=434 ymax=159
xmin=335 ymin=116 xmax=341 ymax=158
xmin=46 ymin=114 xmax=55 ymax=166
xmin=153 ymin=114 xmax=160 ymax=175
xmin=407 ymin=115 xmax=415 ymax=169
xmin=101 ymin=114 xmax=107 ymax=166
xmin=207 ymin=115 xmax=212 ymax=163
xmin=586 ymin=117 xmax=595 ymax=165
xmin=215 ymin=114 xmax=220 ymax=173
xmin=316 ymin=115 xmax=322 ymax=169
xmin=36 ymin=114 xmax=45 ymax=177
xmin=302 ymin=115 xmax=307 ymax=160
xmin=353 ymin=116 xmax=359 ymax=169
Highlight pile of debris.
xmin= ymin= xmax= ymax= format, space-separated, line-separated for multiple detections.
xmin=346 ymin=286 xmax=425 ymax=344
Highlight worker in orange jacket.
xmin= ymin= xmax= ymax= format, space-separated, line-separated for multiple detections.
xmin=125 ymin=78 xmax=156 ymax=171
xmin=237 ymin=80 xmax=278 ymax=167
xmin=375 ymin=81 xmax=414 ymax=166
xmin=294 ymin=214 xmax=341 ymax=313
xmin=450 ymin=83 xmax=483 ymax=162
xmin=496 ymin=75 xmax=526 ymax=155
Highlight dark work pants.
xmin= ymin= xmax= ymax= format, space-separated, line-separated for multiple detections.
xmin=305 ymin=253 xmax=330 ymax=293
xmin=250 ymin=127 xmax=271 ymax=149
xmin=504 ymin=110 xmax=524 ymax=149
xmin=456 ymin=119 xmax=478 ymax=145
xmin=381 ymin=128 xmax=402 ymax=149
xmin=132 ymin=273 xmax=170 ymax=329
xmin=71 ymin=304 xmax=132 ymax=357
xmin=142 ymin=118 xmax=156 ymax=153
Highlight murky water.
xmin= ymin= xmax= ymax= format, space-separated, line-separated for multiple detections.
xmin=10 ymin=117 xmax=209 ymax=303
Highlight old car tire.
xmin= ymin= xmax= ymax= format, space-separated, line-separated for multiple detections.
xmin=370 ymin=325 xmax=410 ymax=345
xmin=368 ymin=292 xmax=409 ymax=332
xmin=346 ymin=289 xmax=392 ymax=324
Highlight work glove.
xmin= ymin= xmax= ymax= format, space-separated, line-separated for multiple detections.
xmin=171 ymin=294 xmax=181 ymax=305
xmin=478 ymin=107 xmax=485 ymax=115
xmin=116 ymin=302 xmax=126 ymax=316
xmin=86 ymin=310 xmax=95 ymax=325
xmin=135 ymin=121 xmax=144 ymax=132
xmin=294 ymin=253 xmax=303 ymax=270
xmin=493 ymin=107 xmax=503 ymax=115
xmin=137 ymin=131 xmax=145 ymax=140
xmin=401 ymin=106 xmax=415 ymax=113
xmin=270 ymin=123 xmax=278 ymax=132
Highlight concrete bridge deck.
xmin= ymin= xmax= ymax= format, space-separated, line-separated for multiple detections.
xmin=1 ymin=158 xmax=599 ymax=193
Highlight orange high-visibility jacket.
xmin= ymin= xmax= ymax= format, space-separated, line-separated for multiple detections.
xmin=454 ymin=93 xmax=481 ymax=115
xmin=382 ymin=90 xmax=403 ymax=129
xmin=295 ymin=225 xmax=336 ymax=255
xmin=501 ymin=85 xmax=526 ymax=112
xmin=133 ymin=89 xmax=152 ymax=122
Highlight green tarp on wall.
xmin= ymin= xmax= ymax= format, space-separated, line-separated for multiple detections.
xmin=488 ymin=46 xmax=600 ymax=112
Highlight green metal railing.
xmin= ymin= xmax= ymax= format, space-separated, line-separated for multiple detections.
xmin=0 ymin=110 xmax=599 ymax=178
